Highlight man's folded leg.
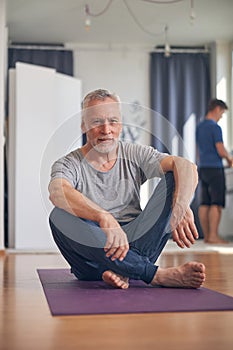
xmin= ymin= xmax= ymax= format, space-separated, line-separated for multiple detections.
xmin=124 ymin=172 xmax=174 ymax=263
xmin=49 ymin=212 xmax=157 ymax=284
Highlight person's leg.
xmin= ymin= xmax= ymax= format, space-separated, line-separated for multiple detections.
xmin=103 ymin=171 xmax=205 ymax=288
xmin=198 ymin=205 xmax=210 ymax=242
xmin=49 ymin=172 xmax=174 ymax=283
xmin=50 ymin=172 xmax=206 ymax=288
xmin=49 ymin=209 xmax=158 ymax=284
xmin=50 ymin=218 xmax=104 ymax=281
xmin=205 ymin=168 xmax=228 ymax=244
xmin=124 ymin=172 xmax=174 ymax=263
xmin=207 ymin=205 xmax=228 ymax=243
xmin=198 ymin=169 xmax=211 ymax=242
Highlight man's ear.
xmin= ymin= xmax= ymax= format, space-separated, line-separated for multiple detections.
xmin=81 ymin=120 xmax=86 ymax=134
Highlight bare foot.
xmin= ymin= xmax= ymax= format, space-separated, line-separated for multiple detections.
xmin=102 ymin=270 xmax=129 ymax=289
xmin=205 ymin=238 xmax=229 ymax=244
xmin=151 ymin=261 xmax=206 ymax=289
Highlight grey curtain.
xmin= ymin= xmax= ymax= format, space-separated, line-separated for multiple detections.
xmin=8 ymin=47 xmax=73 ymax=76
xmin=150 ymin=52 xmax=210 ymax=154
xmin=150 ymin=52 xmax=211 ymax=238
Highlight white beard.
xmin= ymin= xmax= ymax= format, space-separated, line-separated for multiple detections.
xmin=92 ymin=139 xmax=118 ymax=154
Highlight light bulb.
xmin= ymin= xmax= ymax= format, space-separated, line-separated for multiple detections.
xmin=85 ymin=17 xmax=91 ymax=31
xmin=164 ymin=42 xmax=171 ymax=57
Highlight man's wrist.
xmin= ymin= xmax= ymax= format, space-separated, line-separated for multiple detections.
xmin=96 ymin=210 xmax=113 ymax=224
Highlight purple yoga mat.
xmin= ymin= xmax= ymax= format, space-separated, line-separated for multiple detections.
xmin=37 ymin=269 xmax=233 ymax=316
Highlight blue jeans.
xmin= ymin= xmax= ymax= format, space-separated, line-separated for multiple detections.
xmin=49 ymin=172 xmax=174 ymax=284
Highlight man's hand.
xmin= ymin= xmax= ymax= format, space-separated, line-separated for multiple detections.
xmin=171 ymin=207 xmax=199 ymax=248
xmin=99 ymin=213 xmax=129 ymax=261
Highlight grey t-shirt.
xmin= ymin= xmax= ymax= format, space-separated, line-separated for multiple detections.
xmin=50 ymin=141 xmax=168 ymax=222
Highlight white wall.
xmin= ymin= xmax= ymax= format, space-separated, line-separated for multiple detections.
xmin=216 ymin=41 xmax=233 ymax=238
xmin=0 ymin=0 xmax=6 ymax=250
xmin=216 ymin=41 xmax=233 ymax=150
xmin=73 ymin=45 xmax=151 ymax=207
xmin=211 ymin=41 xmax=233 ymax=150
xmin=73 ymin=46 xmax=149 ymax=108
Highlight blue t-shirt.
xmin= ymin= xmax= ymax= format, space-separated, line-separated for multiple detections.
xmin=196 ymin=119 xmax=223 ymax=168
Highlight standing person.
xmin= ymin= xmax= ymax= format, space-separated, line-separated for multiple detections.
xmin=48 ymin=89 xmax=205 ymax=289
xmin=196 ymin=98 xmax=233 ymax=244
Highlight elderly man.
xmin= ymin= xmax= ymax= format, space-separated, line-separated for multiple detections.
xmin=49 ymin=89 xmax=205 ymax=289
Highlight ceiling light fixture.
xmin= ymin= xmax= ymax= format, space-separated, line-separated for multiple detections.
xmin=84 ymin=0 xmax=114 ymax=31
xmin=84 ymin=5 xmax=91 ymax=31
xmin=84 ymin=0 xmax=195 ymax=45
xmin=164 ymin=25 xmax=171 ymax=57
xmin=190 ymin=0 xmax=196 ymax=24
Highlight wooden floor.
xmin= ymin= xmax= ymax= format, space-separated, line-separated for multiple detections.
xmin=1 ymin=244 xmax=233 ymax=350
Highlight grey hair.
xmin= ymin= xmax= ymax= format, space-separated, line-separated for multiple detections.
xmin=81 ymin=89 xmax=121 ymax=110
xmin=81 ymin=89 xmax=121 ymax=123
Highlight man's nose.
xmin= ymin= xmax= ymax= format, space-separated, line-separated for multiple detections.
xmin=101 ymin=121 xmax=111 ymax=133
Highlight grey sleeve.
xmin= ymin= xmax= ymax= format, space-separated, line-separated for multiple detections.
xmin=137 ymin=144 xmax=169 ymax=179
xmin=50 ymin=155 xmax=78 ymax=188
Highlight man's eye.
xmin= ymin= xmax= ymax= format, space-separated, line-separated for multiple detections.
xmin=92 ymin=119 xmax=102 ymax=125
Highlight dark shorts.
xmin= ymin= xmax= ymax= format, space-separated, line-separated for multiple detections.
xmin=198 ymin=167 xmax=226 ymax=207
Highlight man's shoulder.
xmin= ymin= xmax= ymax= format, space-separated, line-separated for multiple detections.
xmin=119 ymin=141 xmax=166 ymax=163
xmin=55 ymin=148 xmax=82 ymax=164
xmin=198 ymin=118 xmax=210 ymax=125
xmin=120 ymin=140 xmax=153 ymax=152
xmin=197 ymin=119 xmax=217 ymax=130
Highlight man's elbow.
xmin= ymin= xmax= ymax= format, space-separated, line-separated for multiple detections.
xmin=48 ymin=181 xmax=66 ymax=207
xmin=192 ymin=162 xmax=198 ymax=186
xmin=49 ymin=187 xmax=60 ymax=207
xmin=177 ymin=157 xmax=198 ymax=186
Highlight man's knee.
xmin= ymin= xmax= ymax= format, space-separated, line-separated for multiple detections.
xmin=49 ymin=207 xmax=106 ymax=248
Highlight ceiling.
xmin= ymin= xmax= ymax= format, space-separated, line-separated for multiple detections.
xmin=6 ymin=0 xmax=233 ymax=48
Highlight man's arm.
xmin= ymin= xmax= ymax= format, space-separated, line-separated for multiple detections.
xmin=49 ymin=178 xmax=106 ymax=219
xmin=160 ymin=155 xmax=199 ymax=248
xmin=49 ymin=178 xmax=129 ymax=261
xmin=216 ymin=142 xmax=233 ymax=167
